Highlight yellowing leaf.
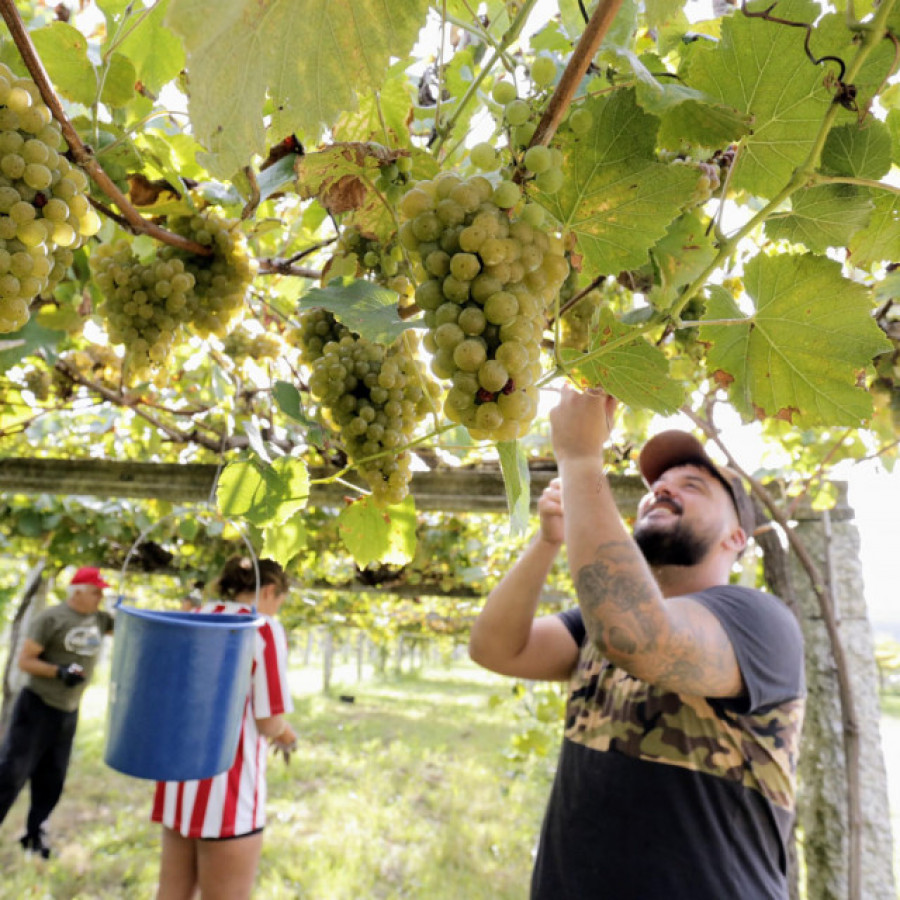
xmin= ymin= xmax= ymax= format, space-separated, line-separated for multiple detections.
xmin=700 ymin=254 xmax=891 ymax=425
xmin=338 ymin=495 xmax=417 ymax=568
xmin=542 ymin=89 xmax=700 ymax=274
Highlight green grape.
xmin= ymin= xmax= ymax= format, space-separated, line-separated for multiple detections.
xmin=531 ymin=56 xmax=557 ymax=87
xmin=470 ymin=142 xmax=498 ymax=171
xmin=453 ymin=338 xmax=488 ymax=372
xmin=492 ymin=180 xmax=521 ymax=209
xmin=568 ymin=107 xmax=593 ymax=135
xmin=536 ymin=167 xmax=564 ymax=194
xmin=458 ymin=305 xmax=487 ymax=335
xmin=484 ymin=290 xmax=519 ymax=324
xmin=523 ymin=145 xmax=553 ymax=175
xmin=491 ymin=81 xmax=518 ymax=105
xmin=504 ymin=99 xmax=531 ymax=126
xmin=478 ymin=359 xmax=510 ymax=392
xmin=449 ymin=252 xmax=481 ymax=281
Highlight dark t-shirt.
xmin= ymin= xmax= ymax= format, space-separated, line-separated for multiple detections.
xmin=531 ymin=586 xmax=805 ymax=900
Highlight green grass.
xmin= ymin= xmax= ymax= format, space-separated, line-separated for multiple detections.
xmin=0 ymin=658 xmax=552 ymax=899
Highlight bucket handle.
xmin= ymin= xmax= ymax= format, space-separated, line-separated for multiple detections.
xmin=117 ymin=514 xmax=260 ymax=613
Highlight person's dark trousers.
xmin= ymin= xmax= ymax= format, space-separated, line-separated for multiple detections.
xmin=0 ymin=687 xmax=79 ymax=838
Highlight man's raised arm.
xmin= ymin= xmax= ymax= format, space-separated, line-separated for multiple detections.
xmin=468 ymin=478 xmax=580 ymax=681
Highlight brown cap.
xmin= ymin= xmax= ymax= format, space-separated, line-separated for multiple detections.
xmin=638 ymin=430 xmax=756 ymax=539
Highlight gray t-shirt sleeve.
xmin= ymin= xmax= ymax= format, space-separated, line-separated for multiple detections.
xmin=693 ymin=585 xmax=805 ymax=714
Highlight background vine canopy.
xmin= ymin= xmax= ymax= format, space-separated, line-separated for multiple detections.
xmin=0 ymin=0 xmax=898 ymax=571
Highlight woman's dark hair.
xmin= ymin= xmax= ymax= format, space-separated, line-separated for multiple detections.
xmin=216 ymin=556 xmax=288 ymax=600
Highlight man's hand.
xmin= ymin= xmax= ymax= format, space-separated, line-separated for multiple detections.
xmin=549 ymin=383 xmax=617 ymax=463
xmin=537 ymin=478 xmax=565 ymax=546
xmin=56 ymin=663 xmax=85 ymax=687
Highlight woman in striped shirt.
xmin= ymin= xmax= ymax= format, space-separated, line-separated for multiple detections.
xmin=152 ymin=556 xmax=297 ymax=900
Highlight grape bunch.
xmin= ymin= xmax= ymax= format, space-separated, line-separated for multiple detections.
xmin=21 ymin=365 xmax=50 ymax=401
xmin=560 ymin=287 xmax=604 ymax=352
xmin=93 ymin=210 xmax=256 ymax=375
xmin=92 ymin=241 xmax=196 ymax=374
xmin=663 ymin=154 xmax=722 ymax=207
xmin=290 ymin=307 xmax=351 ymax=365
xmin=222 ymin=326 xmax=283 ymax=364
xmin=398 ymin=172 xmax=569 ymax=441
xmin=166 ymin=211 xmax=257 ymax=337
xmin=306 ymin=329 xmax=439 ymax=505
xmin=0 ymin=63 xmax=101 ymax=333
xmin=334 ymin=225 xmax=406 ymax=282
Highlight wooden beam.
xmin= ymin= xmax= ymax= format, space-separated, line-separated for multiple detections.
xmin=0 ymin=456 xmax=850 ymax=520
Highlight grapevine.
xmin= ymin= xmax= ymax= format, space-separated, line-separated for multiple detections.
xmin=399 ymin=172 xmax=569 ymax=441
xmin=0 ymin=62 xmax=100 ymax=333
xmin=305 ymin=327 xmax=440 ymax=505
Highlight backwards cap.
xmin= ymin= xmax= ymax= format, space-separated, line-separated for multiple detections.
xmin=638 ymin=430 xmax=756 ymax=538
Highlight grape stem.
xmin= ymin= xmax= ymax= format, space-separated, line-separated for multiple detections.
xmin=0 ymin=0 xmax=212 ymax=256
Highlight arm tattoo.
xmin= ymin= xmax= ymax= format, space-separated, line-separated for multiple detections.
xmin=575 ymin=540 xmax=660 ymax=657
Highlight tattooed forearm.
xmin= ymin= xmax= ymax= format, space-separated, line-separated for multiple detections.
xmin=575 ymin=540 xmax=662 ymax=657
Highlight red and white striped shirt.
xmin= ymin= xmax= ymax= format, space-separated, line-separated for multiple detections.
xmin=150 ymin=602 xmax=293 ymax=839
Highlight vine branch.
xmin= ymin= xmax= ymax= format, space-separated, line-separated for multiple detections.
xmin=0 ymin=0 xmax=211 ymax=256
xmin=530 ymin=0 xmax=625 ymax=148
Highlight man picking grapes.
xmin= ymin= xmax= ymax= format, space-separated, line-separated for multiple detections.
xmin=469 ymin=385 xmax=805 ymax=899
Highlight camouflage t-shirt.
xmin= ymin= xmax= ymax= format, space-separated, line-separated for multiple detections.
xmin=531 ymin=586 xmax=805 ymax=900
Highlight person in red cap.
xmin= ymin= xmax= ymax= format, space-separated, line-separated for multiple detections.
xmin=0 ymin=565 xmax=114 ymax=858
xmin=469 ymin=385 xmax=805 ymax=900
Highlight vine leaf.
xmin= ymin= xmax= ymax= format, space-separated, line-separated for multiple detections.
xmin=30 ymin=23 xmax=135 ymax=107
xmin=338 ymin=495 xmax=417 ymax=568
xmin=764 ymin=185 xmax=873 ymax=253
xmin=560 ymin=308 xmax=684 ymax=414
xmin=0 ymin=318 xmax=64 ymax=370
xmin=542 ymin=89 xmax=701 ymax=273
xmin=262 ymin=516 xmax=308 ymax=568
xmin=165 ymin=0 xmax=429 ymax=177
xmin=216 ymin=457 xmax=310 ymax=526
xmin=847 ymin=190 xmax=900 ymax=267
xmin=649 ymin=210 xmax=718 ymax=309
xmin=700 ymin=253 xmax=890 ymax=425
xmin=821 ymin=121 xmax=893 ymax=180
xmin=623 ymin=50 xmax=753 ymax=149
xmin=299 ymin=279 xmax=416 ymax=345
xmin=497 ymin=441 xmax=530 ymax=536
xmin=687 ymin=8 xmax=832 ymax=198
xmin=103 ymin=0 xmax=185 ymax=94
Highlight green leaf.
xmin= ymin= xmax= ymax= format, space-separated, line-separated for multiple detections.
xmin=16 ymin=510 xmax=45 ymax=538
xmin=261 ymin=516 xmax=308 ymax=568
xmin=30 ymin=23 xmax=96 ymax=106
xmin=700 ymin=254 xmax=891 ymax=425
xmin=649 ymin=210 xmax=718 ymax=308
xmin=273 ymin=381 xmax=304 ymax=422
xmin=99 ymin=52 xmax=136 ymax=107
xmin=847 ymin=189 xmax=900 ymax=267
xmin=0 ymin=318 xmax=65 ymax=370
xmin=334 ymin=59 xmax=412 ymax=145
xmin=216 ymin=457 xmax=310 ymax=526
xmin=687 ymin=9 xmax=832 ymax=197
xmin=821 ymin=121 xmax=892 ymax=180
xmin=298 ymin=279 xmax=415 ymax=345
xmin=112 ymin=0 xmax=185 ymax=93
xmin=764 ymin=184 xmax=873 ymax=253
xmin=338 ymin=495 xmax=417 ymax=567
xmin=542 ymin=89 xmax=700 ymax=273
xmin=497 ymin=441 xmax=530 ymax=536
xmin=560 ymin=308 xmax=685 ymax=414
xmin=165 ymin=0 xmax=429 ymax=177
xmin=256 ymin=155 xmax=298 ymax=204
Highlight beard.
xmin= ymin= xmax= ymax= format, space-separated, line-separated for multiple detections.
xmin=634 ymin=517 xmax=713 ymax=567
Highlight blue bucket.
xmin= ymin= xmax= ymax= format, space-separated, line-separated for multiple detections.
xmin=104 ymin=604 xmax=260 ymax=781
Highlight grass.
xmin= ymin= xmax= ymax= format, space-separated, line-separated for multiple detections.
xmin=0 ymin=655 xmax=552 ymax=899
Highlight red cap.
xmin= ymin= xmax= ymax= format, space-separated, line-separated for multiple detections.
xmin=70 ymin=566 xmax=110 ymax=589
xmin=638 ymin=430 xmax=756 ymax=538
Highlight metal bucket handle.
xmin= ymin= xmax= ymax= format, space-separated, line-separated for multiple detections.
xmin=117 ymin=513 xmax=260 ymax=613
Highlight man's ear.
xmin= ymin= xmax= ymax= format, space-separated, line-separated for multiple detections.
xmin=722 ymin=525 xmax=747 ymax=555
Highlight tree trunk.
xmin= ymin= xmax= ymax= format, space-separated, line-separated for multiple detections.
xmin=322 ymin=629 xmax=333 ymax=694
xmin=788 ymin=506 xmax=896 ymax=899
xmin=1 ymin=561 xmax=49 ymax=738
